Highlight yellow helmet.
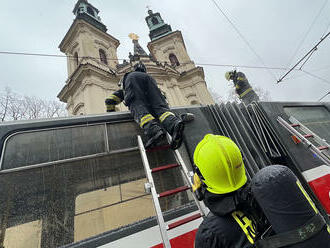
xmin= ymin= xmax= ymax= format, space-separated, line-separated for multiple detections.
xmin=193 ymin=134 xmax=247 ymax=194
xmin=225 ymin=71 xmax=232 ymax=81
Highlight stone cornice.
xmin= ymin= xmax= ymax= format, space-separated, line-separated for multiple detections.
xmin=59 ymin=19 xmax=120 ymax=53
xmin=57 ymin=62 xmax=117 ymax=102
xmin=179 ymin=66 xmax=205 ymax=80
xmin=147 ymin=30 xmax=186 ymax=54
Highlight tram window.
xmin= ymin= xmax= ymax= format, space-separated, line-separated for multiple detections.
xmin=2 ymin=125 xmax=106 ymax=170
xmin=107 ymin=122 xmax=143 ymax=150
xmin=0 ymin=145 xmax=191 ymax=247
xmin=284 ymin=106 xmax=330 ymax=142
xmin=284 ymin=106 xmax=330 ymax=123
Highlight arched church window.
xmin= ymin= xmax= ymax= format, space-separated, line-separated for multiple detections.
xmin=87 ymin=6 xmax=95 ymax=16
xmin=169 ymin=53 xmax=180 ymax=66
xmin=78 ymin=7 xmax=84 ymax=14
xmin=151 ymin=17 xmax=159 ymax=25
xmin=99 ymin=49 xmax=108 ymax=65
xmin=74 ymin=52 xmax=79 ymax=66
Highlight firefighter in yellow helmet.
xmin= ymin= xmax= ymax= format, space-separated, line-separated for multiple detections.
xmin=193 ymin=134 xmax=257 ymax=248
xmin=225 ymin=70 xmax=259 ymax=105
xmin=193 ymin=134 xmax=330 ymax=248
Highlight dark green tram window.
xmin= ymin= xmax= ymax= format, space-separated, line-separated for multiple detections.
xmin=284 ymin=106 xmax=330 ymax=143
xmin=2 ymin=125 xmax=106 ymax=170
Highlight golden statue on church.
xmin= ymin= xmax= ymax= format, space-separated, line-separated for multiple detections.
xmin=128 ymin=33 xmax=139 ymax=41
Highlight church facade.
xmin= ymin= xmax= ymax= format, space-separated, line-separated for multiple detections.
xmin=58 ymin=0 xmax=214 ymax=115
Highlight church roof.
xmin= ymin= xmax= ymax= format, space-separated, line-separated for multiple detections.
xmin=133 ymin=40 xmax=148 ymax=56
xmin=73 ymin=0 xmax=100 ymax=14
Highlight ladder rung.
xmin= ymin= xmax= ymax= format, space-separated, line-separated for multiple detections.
xmin=167 ymin=213 xmax=202 ymax=230
xmin=318 ymin=146 xmax=329 ymax=151
xmin=304 ymin=134 xmax=313 ymax=138
xmin=146 ymin=144 xmax=171 ymax=153
xmin=152 ymin=163 xmax=180 ymax=173
xmin=158 ymin=186 xmax=190 ymax=198
xmin=291 ymin=123 xmax=300 ymax=127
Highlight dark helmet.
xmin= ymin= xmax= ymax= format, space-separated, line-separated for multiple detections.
xmin=133 ymin=62 xmax=146 ymax=72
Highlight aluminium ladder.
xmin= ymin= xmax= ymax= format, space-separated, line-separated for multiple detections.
xmin=137 ymin=135 xmax=207 ymax=248
xmin=277 ymin=116 xmax=330 ymax=165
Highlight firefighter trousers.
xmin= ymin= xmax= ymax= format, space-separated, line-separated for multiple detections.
xmin=124 ymin=71 xmax=181 ymax=138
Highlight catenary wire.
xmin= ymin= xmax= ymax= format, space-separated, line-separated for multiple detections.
xmin=286 ymin=0 xmax=328 ymax=68
xmin=282 ymin=65 xmax=330 ymax=81
xmin=277 ymin=31 xmax=330 ymax=83
xmin=1 ymin=50 xmax=329 ymax=86
xmin=0 ymin=51 xmax=291 ymax=70
xmin=321 ymin=16 xmax=330 ymax=38
xmin=301 ymin=70 xmax=330 ymax=85
xmin=298 ymin=48 xmax=317 ymax=70
xmin=210 ymin=0 xmax=278 ymax=82
xmin=318 ymin=91 xmax=330 ymax=101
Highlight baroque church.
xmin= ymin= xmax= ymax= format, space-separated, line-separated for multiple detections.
xmin=58 ymin=0 xmax=214 ymax=115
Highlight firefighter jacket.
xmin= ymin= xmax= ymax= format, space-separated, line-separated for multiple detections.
xmin=233 ymin=72 xmax=253 ymax=99
xmin=195 ymin=190 xmax=254 ymax=248
xmin=105 ymin=89 xmax=124 ymax=112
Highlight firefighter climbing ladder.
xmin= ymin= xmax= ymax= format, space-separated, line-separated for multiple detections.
xmin=137 ymin=135 xmax=207 ymax=248
xmin=277 ymin=116 xmax=330 ymax=165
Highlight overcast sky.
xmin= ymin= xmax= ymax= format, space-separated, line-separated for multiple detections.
xmin=1 ymin=0 xmax=329 ymax=103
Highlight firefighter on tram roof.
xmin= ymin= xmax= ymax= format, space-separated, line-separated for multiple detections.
xmin=225 ymin=70 xmax=260 ymax=105
xmin=105 ymin=62 xmax=185 ymax=150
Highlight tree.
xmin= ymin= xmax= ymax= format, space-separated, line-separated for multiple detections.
xmin=208 ymin=87 xmax=224 ymax=104
xmin=209 ymin=84 xmax=271 ymax=105
xmin=224 ymin=84 xmax=272 ymax=103
xmin=0 ymin=88 xmax=67 ymax=122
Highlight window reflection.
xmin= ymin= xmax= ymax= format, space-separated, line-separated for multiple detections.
xmin=74 ymin=178 xmax=154 ymax=242
xmin=3 ymin=220 xmax=42 ymax=248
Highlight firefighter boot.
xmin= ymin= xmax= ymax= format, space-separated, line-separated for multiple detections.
xmin=171 ymin=120 xmax=185 ymax=150
xmin=144 ymin=121 xmax=166 ymax=149
xmin=161 ymin=116 xmax=185 ymax=150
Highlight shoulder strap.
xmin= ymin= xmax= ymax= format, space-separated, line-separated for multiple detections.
xmin=255 ymin=214 xmax=326 ymax=248
xmin=232 ymin=211 xmax=257 ymax=244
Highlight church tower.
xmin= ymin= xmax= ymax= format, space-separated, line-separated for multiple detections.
xmin=58 ymin=0 xmax=120 ymax=115
xmin=146 ymin=10 xmax=195 ymax=73
xmin=58 ymin=2 xmax=214 ymax=115
xmin=146 ymin=10 xmax=214 ymax=105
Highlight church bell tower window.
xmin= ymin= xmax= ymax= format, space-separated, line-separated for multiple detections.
xmin=169 ymin=53 xmax=180 ymax=66
xmin=87 ymin=6 xmax=95 ymax=17
xmin=151 ymin=17 xmax=159 ymax=25
xmin=74 ymin=52 xmax=79 ymax=66
xmin=99 ymin=49 xmax=108 ymax=65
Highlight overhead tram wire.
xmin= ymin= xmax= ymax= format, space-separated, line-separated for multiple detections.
xmin=298 ymin=48 xmax=317 ymax=70
xmin=321 ymin=14 xmax=330 ymax=38
xmin=195 ymin=63 xmax=288 ymax=70
xmin=282 ymin=65 xmax=330 ymax=81
xmin=300 ymin=70 xmax=330 ymax=85
xmin=0 ymin=51 xmax=291 ymax=71
xmin=0 ymin=51 xmax=127 ymax=61
xmin=277 ymin=31 xmax=330 ymax=83
xmin=286 ymin=0 xmax=328 ymax=68
xmin=318 ymin=91 xmax=330 ymax=101
xmin=210 ymin=0 xmax=278 ymax=82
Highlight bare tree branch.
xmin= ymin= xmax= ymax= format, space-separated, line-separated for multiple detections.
xmin=0 ymin=87 xmax=67 ymax=122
